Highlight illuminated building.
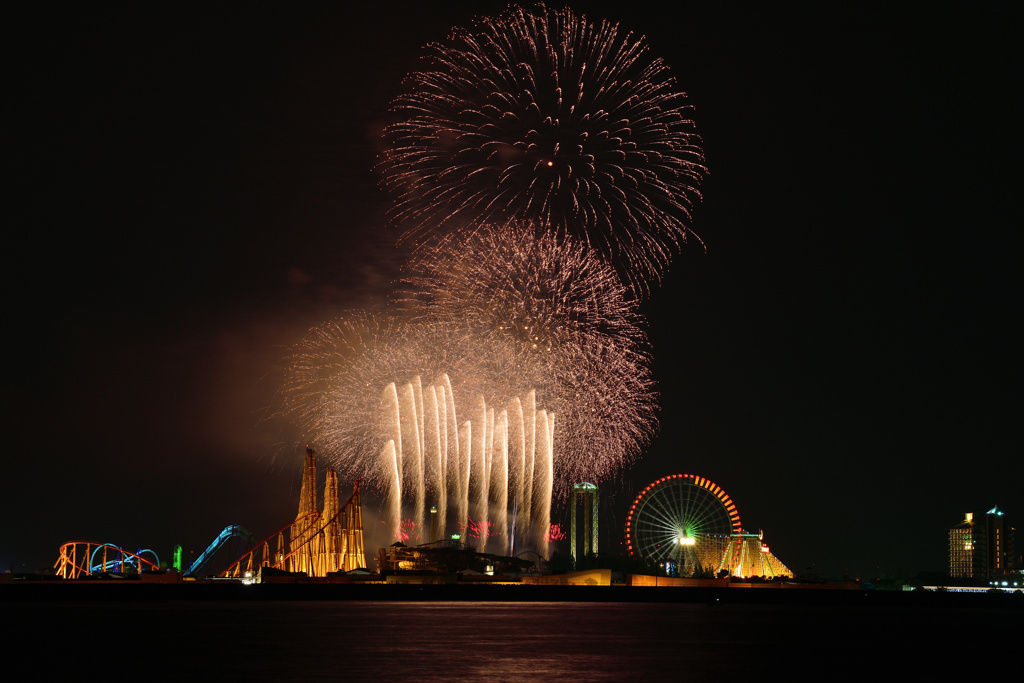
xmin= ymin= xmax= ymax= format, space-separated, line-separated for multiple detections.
xmin=377 ymin=537 xmax=534 ymax=577
xmin=570 ymin=482 xmax=598 ymax=562
xmin=949 ymin=513 xmax=975 ymax=578
xmin=949 ymin=506 xmax=1016 ymax=580
xmin=724 ymin=533 xmax=792 ymax=579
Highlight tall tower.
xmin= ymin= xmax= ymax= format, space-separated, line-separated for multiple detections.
xmin=982 ymin=506 xmax=1012 ymax=577
xmin=322 ymin=468 xmax=341 ymax=574
xmin=289 ymin=446 xmax=318 ymax=574
xmin=570 ymin=482 xmax=599 ymax=563
xmin=344 ymin=480 xmax=366 ymax=571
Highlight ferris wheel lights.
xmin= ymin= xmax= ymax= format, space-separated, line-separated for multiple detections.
xmin=626 ymin=474 xmax=743 ymax=566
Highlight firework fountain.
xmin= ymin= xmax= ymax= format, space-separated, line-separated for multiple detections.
xmin=380 ymin=374 xmax=553 ymax=557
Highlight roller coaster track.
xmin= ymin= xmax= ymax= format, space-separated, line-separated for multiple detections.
xmin=218 ymin=511 xmax=320 ymax=578
xmin=54 ymin=542 xmax=161 ymax=579
xmin=53 ymin=482 xmax=365 ymax=580
xmin=185 ymin=524 xmax=256 ymax=577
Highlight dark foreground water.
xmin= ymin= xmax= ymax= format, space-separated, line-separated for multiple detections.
xmin=4 ymin=592 xmax=1020 ymax=680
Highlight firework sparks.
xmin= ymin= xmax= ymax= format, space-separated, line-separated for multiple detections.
xmin=460 ymin=516 xmax=498 ymax=542
xmin=282 ymin=306 xmax=655 ymax=495
xmin=282 ymin=4 xmax=683 ymax=521
xmin=282 ymin=311 xmax=540 ymax=482
xmin=281 ymin=313 xmax=464 ymax=486
xmin=397 ymin=518 xmax=421 ymax=543
xmin=546 ymin=523 xmax=568 ymax=543
xmin=379 ymin=2 xmax=706 ymax=292
xmin=397 ymin=223 xmax=658 ymax=493
xmin=397 ymin=221 xmax=646 ymax=355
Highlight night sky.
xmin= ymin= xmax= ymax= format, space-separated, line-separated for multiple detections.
xmin=7 ymin=2 xmax=1021 ymax=578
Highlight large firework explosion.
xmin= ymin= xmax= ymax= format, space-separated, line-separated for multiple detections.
xmin=379 ymin=2 xmax=706 ymax=292
xmin=396 ymin=221 xmax=646 ymax=356
xmin=395 ymin=222 xmax=658 ymax=491
xmin=282 ymin=309 xmax=656 ymax=493
xmin=283 ymin=226 xmax=660 ymax=491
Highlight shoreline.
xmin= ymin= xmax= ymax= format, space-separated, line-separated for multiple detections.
xmin=4 ymin=580 xmax=1022 ymax=608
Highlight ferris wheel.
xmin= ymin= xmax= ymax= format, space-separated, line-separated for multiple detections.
xmin=625 ymin=474 xmax=742 ymax=573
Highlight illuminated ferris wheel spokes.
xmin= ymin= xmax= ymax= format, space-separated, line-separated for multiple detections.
xmin=625 ymin=474 xmax=741 ymax=568
xmin=643 ymin=484 xmax=718 ymax=538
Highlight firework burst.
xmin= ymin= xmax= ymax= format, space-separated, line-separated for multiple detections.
xmin=380 ymin=2 xmax=706 ymax=292
xmin=397 ymin=221 xmax=646 ymax=356
xmin=546 ymin=523 xmax=568 ymax=543
xmin=397 ymin=223 xmax=658 ymax=492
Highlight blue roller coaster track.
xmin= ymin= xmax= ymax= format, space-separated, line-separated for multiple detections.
xmin=187 ymin=525 xmax=256 ymax=576
xmin=89 ymin=545 xmax=161 ymax=573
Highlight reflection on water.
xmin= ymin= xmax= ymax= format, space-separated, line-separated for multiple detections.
xmin=7 ymin=599 xmax=1018 ymax=679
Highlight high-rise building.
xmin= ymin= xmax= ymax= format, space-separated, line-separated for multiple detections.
xmin=570 ymin=482 xmax=598 ymax=563
xmin=948 ymin=506 xmax=1016 ymax=580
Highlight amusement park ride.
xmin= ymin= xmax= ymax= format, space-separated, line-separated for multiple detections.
xmin=55 ymin=447 xmax=367 ymax=580
xmin=625 ymin=474 xmax=792 ymax=578
xmin=53 ymin=542 xmax=162 ymax=579
xmin=223 ymin=447 xmax=366 ymax=578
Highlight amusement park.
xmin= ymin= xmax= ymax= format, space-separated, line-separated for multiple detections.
xmin=46 ymin=447 xmax=795 ymax=588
